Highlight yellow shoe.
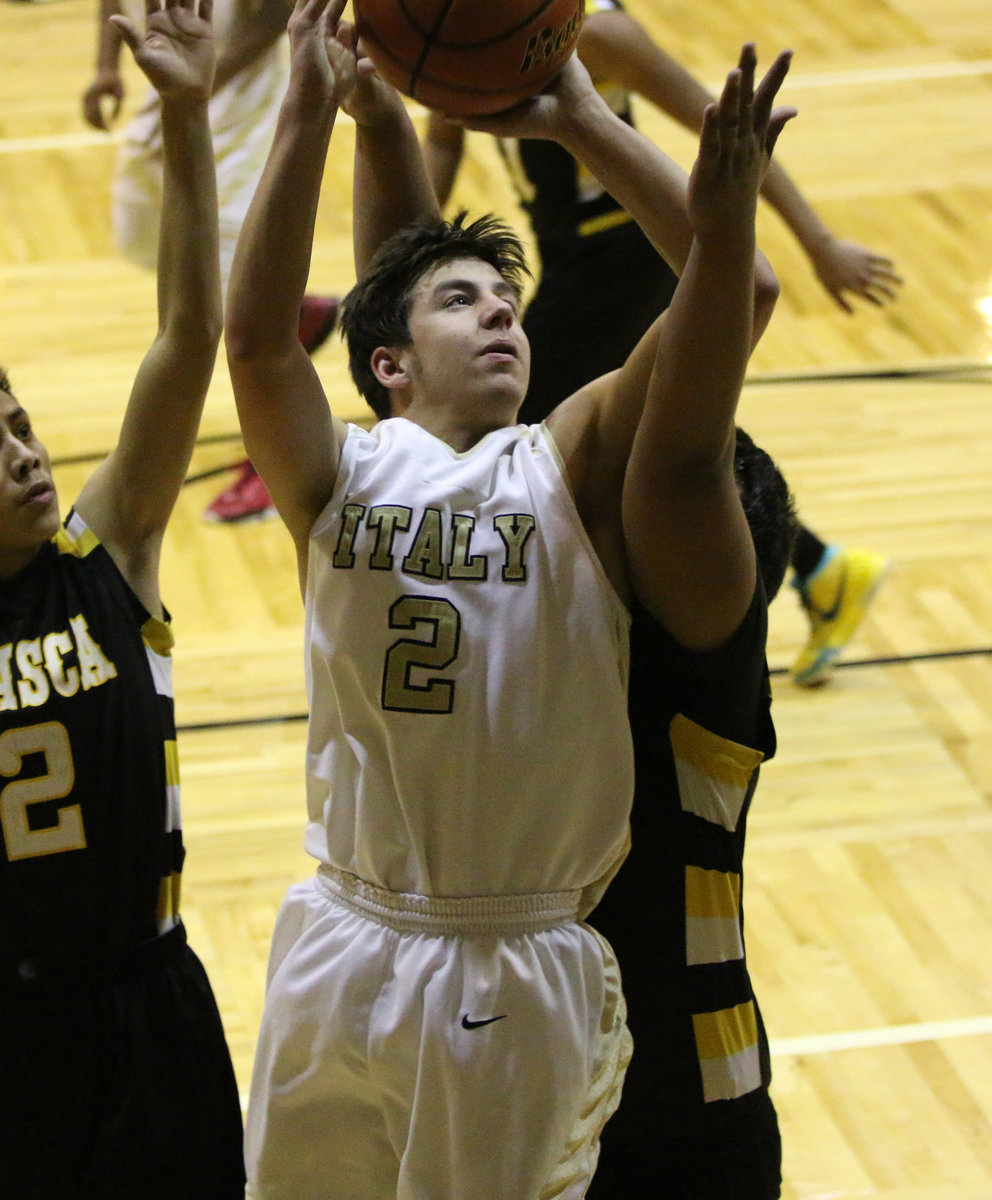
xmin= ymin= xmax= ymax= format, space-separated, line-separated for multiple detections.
xmin=790 ymin=547 xmax=889 ymax=686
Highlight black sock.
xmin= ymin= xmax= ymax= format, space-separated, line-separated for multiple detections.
xmin=791 ymin=525 xmax=829 ymax=581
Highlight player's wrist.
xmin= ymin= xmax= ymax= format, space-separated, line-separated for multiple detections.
xmin=157 ymin=92 xmax=213 ymax=122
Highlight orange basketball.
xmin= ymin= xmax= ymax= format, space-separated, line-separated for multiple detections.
xmin=353 ymin=0 xmax=585 ymax=116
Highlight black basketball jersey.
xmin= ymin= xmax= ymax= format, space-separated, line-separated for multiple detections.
xmin=590 ymin=583 xmax=777 ymax=1129
xmin=0 ymin=512 xmax=184 ymax=979
xmin=497 ymin=0 xmax=635 ymax=254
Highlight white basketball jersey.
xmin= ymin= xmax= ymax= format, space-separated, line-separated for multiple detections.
xmin=303 ymin=419 xmax=634 ymax=900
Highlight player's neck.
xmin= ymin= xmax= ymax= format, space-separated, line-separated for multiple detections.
xmin=403 ymin=407 xmax=510 ymax=454
xmin=398 ymin=393 xmax=518 ymax=453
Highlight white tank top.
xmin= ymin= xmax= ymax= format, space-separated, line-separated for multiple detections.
xmin=303 ymin=419 xmax=633 ymax=899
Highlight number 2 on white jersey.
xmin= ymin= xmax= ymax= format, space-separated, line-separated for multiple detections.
xmin=382 ymin=596 xmax=461 ymax=714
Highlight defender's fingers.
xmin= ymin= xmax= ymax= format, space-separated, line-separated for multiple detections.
xmin=325 ymin=0 xmax=348 ymax=26
xmin=297 ymin=0 xmax=334 ymax=25
xmin=198 ymin=0 xmax=213 ymax=22
xmin=697 ymin=99 xmax=722 ymax=159
xmin=764 ymin=105 xmax=797 ymax=159
xmin=736 ymin=43 xmax=756 ymax=137
xmin=752 ymin=50 xmax=793 ymax=131
xmin=108 ymin=14 xmax=142 ymax=52
xmin=864 ymin=280 xmax=900 ymax=303
xmin=869 ymin=260 xmax=904 ymax=285
xmin=716 ymin=67 xmax=743 ymax=151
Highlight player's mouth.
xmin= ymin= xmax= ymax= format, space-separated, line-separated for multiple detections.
xmin=20 ymin=479 xmax=55 ymax=507
xmin=480 ymin=338 xmax=518 ymax=359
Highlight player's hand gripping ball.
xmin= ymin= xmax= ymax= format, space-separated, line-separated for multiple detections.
xmin=353 ymin=0 xmax=584 ymax=115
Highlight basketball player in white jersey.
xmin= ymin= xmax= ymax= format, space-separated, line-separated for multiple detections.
xmin=224 ymin=0 xmax=794 ymax=1194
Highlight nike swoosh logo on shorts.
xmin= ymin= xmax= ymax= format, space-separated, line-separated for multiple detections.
xmin=461 ymin=1013 xmax=508 ymax=1030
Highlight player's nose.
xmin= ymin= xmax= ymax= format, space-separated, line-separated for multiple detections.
xmin=481 ymin=292 xmax=515 ymax=329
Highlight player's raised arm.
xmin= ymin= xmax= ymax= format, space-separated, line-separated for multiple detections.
xmin=75 ymin=0 xmax=221 ymax=617
xmin=224 ymin=0 xmax=354 ymax=576
xmin=422 ymin=113 xmax=466 ymax=211
xmin=623 ymin=46 xmax=795 ymax=650
xmin=82 ymin=0 xmax=126 ymax=130
xmin=459 ymin=53 xmax=777 ymax=589
xmin=577 ymin=4 xmax=901 ymax=312
xmin=342 ymin=51 xmax=442 ymax=278
xmin=465 ymin=53 xmax=694 ymax=276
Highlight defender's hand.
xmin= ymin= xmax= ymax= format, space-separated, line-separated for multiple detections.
xmin=110 ymin=0 xmax=216 ymax=102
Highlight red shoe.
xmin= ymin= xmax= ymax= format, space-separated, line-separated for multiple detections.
xmin=202 ymin=460 xmax=277 ymax=523
xmin=298 ymin=294 xmax=339 ymax=355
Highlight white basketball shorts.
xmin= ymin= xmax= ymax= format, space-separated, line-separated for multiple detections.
xmin=245 ymin=868 xmax=631 ymax=1200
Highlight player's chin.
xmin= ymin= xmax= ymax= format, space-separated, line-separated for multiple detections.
xmin=477 ymin=371 xmax=526 ymax=415
xmin=30 ymin=505 xmax=62 ymax=547
xmin=3 ymin=513 xmax=59 ymax=567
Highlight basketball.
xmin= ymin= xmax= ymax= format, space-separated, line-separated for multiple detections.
xmin=353 ymin=0 xmax=585 ymax=116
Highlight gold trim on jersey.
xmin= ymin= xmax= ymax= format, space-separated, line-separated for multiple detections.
xmin=670 ymin=714 xmax=764 ymax=832
xmin=164 ymin=739 xmax=180 ymax=790
xmin=685 ymin=864 xmax=741 ymax=918
xmin=685 ymin=865 xmax=744 ymax=966
xmin=577 ymin=209 xmax=635 ymax=238
xmin=54 ymin=523 xmax=99 ymax=560
xmin=141 ymin=613 xmax=174 ymax=657
xmin=692 ymin=1001 xmax=763 ymax=1102
xmin=157 ymin=870 xmax=182 ymax=929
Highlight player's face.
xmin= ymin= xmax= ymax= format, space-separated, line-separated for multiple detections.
xmin=0 ymin=389 xmax=60 ymax=581
xmin=401 ymin=258 xmax=531 ymax=416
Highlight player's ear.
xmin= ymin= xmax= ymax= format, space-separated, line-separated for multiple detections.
xmin=370 ymin=346 xmax=410 ymax=390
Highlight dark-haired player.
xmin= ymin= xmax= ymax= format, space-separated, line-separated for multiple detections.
xmin=1 ymin=2 xmax=243 ymax=1195
xmin=223 ymin=0 xmax=793 ymax=1192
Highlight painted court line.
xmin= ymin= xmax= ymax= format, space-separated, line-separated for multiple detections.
xmin=0 ymin=130 xmax=123 ymax=155
xmin=779 ymin=57 xmax=992 ymax=91
xmin=770 ymin=1013 xmax=992 ymax=1057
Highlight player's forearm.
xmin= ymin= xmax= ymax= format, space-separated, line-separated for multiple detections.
xmin=421 ymin=116 xmax=464 ymax=210
xmin=353 ymin=96 xmax=441 ymax=278
xmin=579 ymin=12 xmax=713 ymax=133
xmin=227 ymin=87 xmax=338 ymax=358
xmin=156 ymin=99 xmax=222 ymax=353
xmin=94 ymin=0 xmax=124 ymax=74
xmin=554 ymin=92 xmax=693 ymax=274
xmin=107 ymin=97 xmax=220 ymax=543
xmin=758 ymin=158 xmax=833 ymax=255
xmin=647 ymin=227 xmax=757 ymax=464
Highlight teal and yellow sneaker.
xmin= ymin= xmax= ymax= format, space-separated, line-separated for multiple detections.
xmin=791 ymin=546 xmax=889 ymax=686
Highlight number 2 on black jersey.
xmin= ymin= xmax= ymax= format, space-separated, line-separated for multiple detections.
xmin=0 ymin=721 xmax=85 ymax=861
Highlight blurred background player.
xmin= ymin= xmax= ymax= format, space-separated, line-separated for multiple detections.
xmin=82 ymin=0 xmax=339 ymax=524
xmin=422 ymin=0 xmax=894 ymax=686
xmin=1 ymin=1 xmax=244 ymax=1195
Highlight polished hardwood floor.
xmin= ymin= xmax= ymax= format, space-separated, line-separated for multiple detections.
xmin=2 ymin=0 xmax=992 ymax=1194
